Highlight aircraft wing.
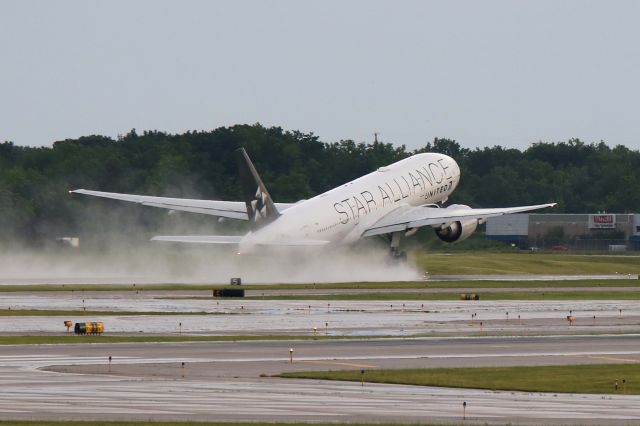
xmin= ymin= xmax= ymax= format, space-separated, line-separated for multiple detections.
xmin=362 ymin=203 xmax=557 ymax=237
xmin=70 ymin=189 xmax=296 ymax=220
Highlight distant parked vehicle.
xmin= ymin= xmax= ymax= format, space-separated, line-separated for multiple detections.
xmin=552 ymin=245 xmax=569 ymax=251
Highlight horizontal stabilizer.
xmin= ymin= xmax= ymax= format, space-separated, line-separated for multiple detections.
xmin=151 ymin=235 xmax=243 ymax=244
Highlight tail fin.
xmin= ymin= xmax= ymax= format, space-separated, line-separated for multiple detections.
xmin=236 ymin=148 xmax=280 ymax=230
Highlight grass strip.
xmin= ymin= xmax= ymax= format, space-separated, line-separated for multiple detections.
xmin=0 ymin=278 xmax=637 ymax=293
xmin=407 ymin=279 xmax=640 ymax=289
xmin=413 ymin=252 xmax=640 ymax=275
xmin=280 ymin=364 xmax=640 ymax=394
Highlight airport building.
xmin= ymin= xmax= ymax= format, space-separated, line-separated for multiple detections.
xmin=486 ymin=213 xmax=640 ymax=251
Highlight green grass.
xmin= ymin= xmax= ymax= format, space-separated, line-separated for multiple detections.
xmin=280 ymin=364 xmax=640 ymax=394
xmin=414 ymin=252 xmax=640 ymax=275
xmin=0 ymin=334 xmax=377 ymax=345
xmin=475 ymin=290 xmax=640 ymax=300
xmin=2 ymin=278 xmax=637 ymax=294
xmin=414 ymin=279 xmax=640 ymax=289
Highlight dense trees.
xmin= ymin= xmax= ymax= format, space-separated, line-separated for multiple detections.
xmin=1 ymin=124 xmax=638 ymax=245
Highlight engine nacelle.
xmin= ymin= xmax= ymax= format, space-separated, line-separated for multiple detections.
xmin=434 ymin=205 xmax=478 ymax=243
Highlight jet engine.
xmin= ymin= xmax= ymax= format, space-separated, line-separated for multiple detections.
xmin=434 ymin=205 xmax=478 ymax=243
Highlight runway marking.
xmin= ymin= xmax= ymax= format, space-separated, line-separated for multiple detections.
xmin=296 ymin=360 xmax=378 ymax=368
xmin=581 ymin=355 xmax=640 ymax=363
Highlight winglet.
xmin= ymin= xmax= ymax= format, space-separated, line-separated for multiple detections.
xmin=236 ymin=148 xmax=280 ymax=230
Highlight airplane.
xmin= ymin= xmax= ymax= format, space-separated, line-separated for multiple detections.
xmin=71 ymin=148 xmax=555 ymax=259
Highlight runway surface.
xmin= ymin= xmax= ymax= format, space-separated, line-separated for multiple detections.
xmin=1 ymin=336 xmax=640 ymax=423
xmin=2 ymin=293 xmax=640 ymax=337
xmin=2 ymin=289 xmax=640 ymax=423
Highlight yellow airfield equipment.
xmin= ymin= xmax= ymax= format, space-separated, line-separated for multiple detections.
xmin=460 ymin=293 xmax=480 ymax=300
xmin=73 ymin=322 xmax=104 ymax=335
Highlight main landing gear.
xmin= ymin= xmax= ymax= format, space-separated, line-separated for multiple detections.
xmin=386 ymin=231 xmax=407 ymax=263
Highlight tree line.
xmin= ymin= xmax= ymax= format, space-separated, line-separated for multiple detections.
xmin=1 ymin=123 xmax=638 ymax=245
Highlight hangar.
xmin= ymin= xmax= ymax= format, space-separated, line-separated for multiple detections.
xmin=486 ymin=213 xmax=640 ymax=251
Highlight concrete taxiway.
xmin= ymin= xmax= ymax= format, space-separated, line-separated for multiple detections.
xmin=0 ymin=336 xmax=639 ymax=423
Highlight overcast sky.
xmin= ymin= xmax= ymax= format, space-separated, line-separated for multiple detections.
xmin=1 ymin=1 xmax=639 ymax=150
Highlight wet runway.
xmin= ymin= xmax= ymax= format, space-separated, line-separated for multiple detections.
xmin=2 ymin=290 xmax=640 ymax=423
xmin=1 ymin=336 xmax=640 ymax=423
xmin=2 ymin=293 xmax=640 ymax=337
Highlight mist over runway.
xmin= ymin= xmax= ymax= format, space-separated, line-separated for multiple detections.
xmin=0 ymin=247 xmax=421 ymax=284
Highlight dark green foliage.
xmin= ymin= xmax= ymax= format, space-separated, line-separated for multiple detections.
xmin=1 ymin=124 xmax=639 ymax=245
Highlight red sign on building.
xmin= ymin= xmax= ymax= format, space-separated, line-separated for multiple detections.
xmin=589 ymin=214 xmax=616 ymax=229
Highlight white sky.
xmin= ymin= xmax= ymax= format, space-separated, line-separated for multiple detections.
xmin=1 ymin=0 xmax=639 ymax=150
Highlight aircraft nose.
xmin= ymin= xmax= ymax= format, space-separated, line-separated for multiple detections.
xmin=449 ymin=158 xmax=461 ymax=188
xmin=453 ymin=160 xmax=461 ymax=178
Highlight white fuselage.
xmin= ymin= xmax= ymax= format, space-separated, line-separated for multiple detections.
xmin=238 ymin=153 xmax=460 ymax=252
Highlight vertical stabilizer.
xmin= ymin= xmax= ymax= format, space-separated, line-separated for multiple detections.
xmin=236 ymin=148 xmax=280 ymax=230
